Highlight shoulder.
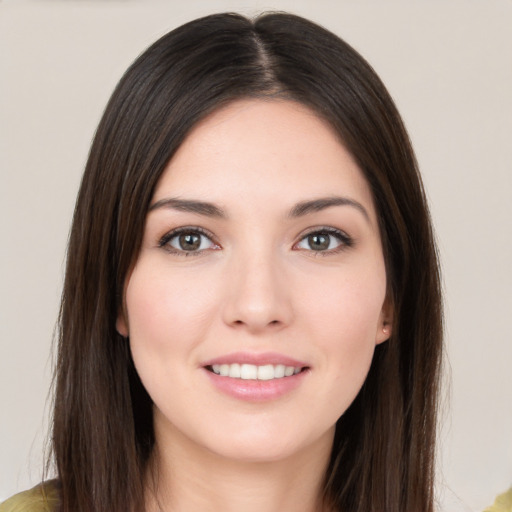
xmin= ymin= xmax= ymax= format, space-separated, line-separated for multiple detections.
xmin=0 ymin=481 xmax=60 ymax=512
xmin=484 ymin=488 xmax=512 ymax=512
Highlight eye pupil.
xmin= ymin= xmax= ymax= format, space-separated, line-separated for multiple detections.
xmin=308 ymin=233 xmax=330 ymax=251
xmin=179 ymin=233 xmax=201 ymax=251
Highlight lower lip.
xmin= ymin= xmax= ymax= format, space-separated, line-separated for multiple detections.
xmin=203 ymin=368 xmax=308 ymax=402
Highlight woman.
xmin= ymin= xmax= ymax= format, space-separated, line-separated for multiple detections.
xmin=1 ymin=11 xmax=442 ymax=512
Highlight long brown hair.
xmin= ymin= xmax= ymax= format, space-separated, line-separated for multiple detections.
xmin=52 ymin=12 xmax=442 ymax=512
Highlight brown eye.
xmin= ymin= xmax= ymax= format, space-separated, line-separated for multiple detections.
xmin=307 ymin=233 xmax=330 ymax=251
xmin=295 ymin=228 xmax=352 ymax=253
xmin=178 ymin=233 xmax=201 ymax=251
xmin=160 ymin=228 xmax=218 ymax=254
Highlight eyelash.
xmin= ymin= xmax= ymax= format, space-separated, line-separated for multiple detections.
xmin=158 ymin=226 xmax=219 ymax=256
xmin=294 ymin=227 xmax=354 ymax=256
xmin=158 ymin=226 xmax=354 ymax=256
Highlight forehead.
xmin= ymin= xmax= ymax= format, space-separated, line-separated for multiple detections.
xmin=154 ymin=99 xmax=376 ymax=220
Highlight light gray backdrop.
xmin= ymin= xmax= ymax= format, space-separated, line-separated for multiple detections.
xmin=1 ymin=1 xmax=511 ymax=511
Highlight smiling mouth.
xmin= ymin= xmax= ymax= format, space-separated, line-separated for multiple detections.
xmin=205 ymin=363 xmax=307 ymax=380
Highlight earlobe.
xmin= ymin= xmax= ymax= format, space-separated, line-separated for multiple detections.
xmin=375 ymin=297 xmax=393 ymax=345
xmin=116 ymin=312 xmax=129 ymax=338
xmin=376 ymin=322 xmax=392 ymax=344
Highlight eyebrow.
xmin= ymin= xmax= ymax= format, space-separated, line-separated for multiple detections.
xmin=149 ymin=198 xmax=227 ymax=218
xmin=149 ymin=195 xmax=370 ymax=222
xmin=288 ymin=196 xmax=370 ymax=222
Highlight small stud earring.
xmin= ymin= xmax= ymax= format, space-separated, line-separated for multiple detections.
xmin=382 ymin=325 xmax=389 ymax=335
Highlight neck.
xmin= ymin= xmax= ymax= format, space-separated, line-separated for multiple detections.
xmin=146 ymin=421 xmax=334 ymax=512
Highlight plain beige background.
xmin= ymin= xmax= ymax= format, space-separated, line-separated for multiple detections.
xmin=1 ymin=1 xmax=511 ymax=510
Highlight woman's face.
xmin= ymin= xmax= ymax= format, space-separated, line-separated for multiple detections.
xmin=118 ymin=99 xmax=392 ymax=463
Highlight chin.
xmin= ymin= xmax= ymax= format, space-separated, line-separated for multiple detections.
xmin=198 ymin=421 xmax=335 ymax=465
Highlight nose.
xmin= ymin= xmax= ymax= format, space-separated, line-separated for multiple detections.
xmin=221 ymin=249 xmax=294 ymax=334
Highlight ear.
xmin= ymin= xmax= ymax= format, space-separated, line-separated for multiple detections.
xmin=116 ymin=309 xmax=129 ymax=338
xmin=116 ymin=274 xmax=132 ymax=338
xmin=375 ymin=295 xmax=393 ymax=345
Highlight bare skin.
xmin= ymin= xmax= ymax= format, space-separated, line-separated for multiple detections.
xmin=118 ymin=99 xmax=391 ymax=512
xmin=146 ymin=417 xmax=333 ymax=512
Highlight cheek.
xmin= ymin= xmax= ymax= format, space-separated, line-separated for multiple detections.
xmin=299 ymin=262 xmax=386 ymax=393
xmin=304 ymin=269 xmax=386 ymax=341
xmin=126 ymin=263 xmax=215 ymax=346
xmin=124 ymin=263 xmax=221 ymax=397
xmin=124 ymin=263 xmax=220 ymax=413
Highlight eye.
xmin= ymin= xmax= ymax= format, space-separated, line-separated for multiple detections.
xmin=159 ymin=227 xmax=219 ymax=255
xmin=295 ymin=228 xmax=353 ymax=253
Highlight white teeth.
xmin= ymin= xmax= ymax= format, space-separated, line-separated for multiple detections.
xmin=257 ymin=364 xmax=274 ymax=381
xmin=210 ymin=363 xmax=303 ymax=380
xmin=228 ymin=363 xmax=241 ymax=378
xmin=274 ymin=364 xmax=285 ymax=378
xmin=240 ymin=364 xmax=258 ymax=379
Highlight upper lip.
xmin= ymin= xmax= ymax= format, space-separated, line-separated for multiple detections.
xmin=202 ymin=352 xmax=309 ymax=368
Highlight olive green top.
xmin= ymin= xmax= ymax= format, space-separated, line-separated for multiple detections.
xmin=484 ymin=488 xmax=512 ymax=512
xmin=2 ymin=482 xmax=511 ymax=511
xmin=0 ymin=482 xmax=59 ymax=512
